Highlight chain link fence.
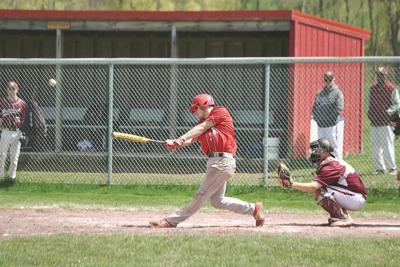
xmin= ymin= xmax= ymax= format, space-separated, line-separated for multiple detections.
xmin=0 ymin=58 xmax=399 ymax=189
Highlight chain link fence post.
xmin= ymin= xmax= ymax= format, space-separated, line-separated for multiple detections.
xmin=262 ymin=62 xmax=271 ymax=185
xmin=107 ymin=63 xmax=114 ymax=185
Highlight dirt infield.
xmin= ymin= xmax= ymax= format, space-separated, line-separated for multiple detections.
xmin=1 ymin=208 xmax=400 ymax=238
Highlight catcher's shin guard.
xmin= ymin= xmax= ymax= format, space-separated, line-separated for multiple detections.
xmin=314 ymin=189 xmax=347 ymax=220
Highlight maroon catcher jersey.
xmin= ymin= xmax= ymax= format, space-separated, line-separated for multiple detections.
xmin=0 ymin=97 xmax=27 ymax=130
xmin=368 ymin=81 xmax=397 ymax=126
xmin=314 ymin=157 xmax=367 ymax=197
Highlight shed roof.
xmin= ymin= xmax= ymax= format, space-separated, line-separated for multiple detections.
xmin=0 ymin=9 xmax=370 ymax=39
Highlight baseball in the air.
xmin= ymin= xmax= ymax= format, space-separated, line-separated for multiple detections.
xmin=48 ymin=78 xmax=57 ymax=87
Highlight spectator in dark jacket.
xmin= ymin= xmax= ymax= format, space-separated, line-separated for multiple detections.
xmin=367 ymin=67 xmax=400 ymax=175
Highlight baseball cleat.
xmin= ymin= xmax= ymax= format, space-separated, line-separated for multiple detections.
xmin=253 ymin=202 xmax=265 ymax=227
xmin=328 ymin=215 xmax=353 ymax=227
xmin=149 ymin=218 xmax=176 ymax=228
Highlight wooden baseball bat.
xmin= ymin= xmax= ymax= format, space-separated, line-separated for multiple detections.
xmin=112 ymin=132 xmax=166 ymax=144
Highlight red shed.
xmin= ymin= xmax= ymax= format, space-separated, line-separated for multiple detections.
xmin=0 ymin=10 xmax=370 ymax=157
xmin=288 ymin=12 xmax=370 ymax=157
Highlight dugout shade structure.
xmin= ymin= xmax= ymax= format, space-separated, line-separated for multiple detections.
xmin=0 ymin=10 xmax=369 ymax=158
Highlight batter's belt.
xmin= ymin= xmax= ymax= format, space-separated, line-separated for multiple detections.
xmin=207 ymin=152 xmax=235 ymax=159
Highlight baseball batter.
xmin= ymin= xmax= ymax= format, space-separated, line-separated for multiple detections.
xmin=150 ymin=94 xmax=265 ymax=228
xmin=0 ymin=81 xmax=27 ymax=181
xmin=277 ymin=138 xmax=367 ymax=227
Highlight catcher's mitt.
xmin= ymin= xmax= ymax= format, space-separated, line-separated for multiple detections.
xmin=277 ymin=162 xmax=293 ymax=188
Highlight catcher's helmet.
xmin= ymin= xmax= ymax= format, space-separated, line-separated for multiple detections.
xmin=309 ymin=138 xmax=335 ymax=166
xmin=189 ymin=94 xmax=215 ymax=114
xmin=7 ymin=81 xmax=19 ymax=91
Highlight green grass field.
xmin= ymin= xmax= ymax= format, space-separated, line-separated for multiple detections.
xmin=1 ymin=182 xmax=400 ymax=266
xmin=0 ymin=182 xmax=399 ymax=215
xmin=12 ymin=163 xmax=400 ymax=189
xmin=1 ymin=234 xmax=400 ymax=267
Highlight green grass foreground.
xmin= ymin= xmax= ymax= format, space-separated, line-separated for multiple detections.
xmin=1 ymin=183 xmax=400 ymax=266
xmin=0 ymin=182 xmax=399 ymax=216
xmin=0 ymin=234 xmax=399 ymax=267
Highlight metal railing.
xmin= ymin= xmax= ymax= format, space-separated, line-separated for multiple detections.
xmin=0 ymin=57 xmax=399 ymax=189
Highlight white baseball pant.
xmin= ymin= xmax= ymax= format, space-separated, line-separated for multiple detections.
xmin=0 ymin=129 xmax=23 ymax=179
xmin=371 ymin=125 xmax=396 ymax=171
xmin=325 ymin=185 xmax=366 ymax=211
xmin=166 ymin=156 xmax=255 ymax=226
xmin=318 ymin=124 xmax=343 ymax=160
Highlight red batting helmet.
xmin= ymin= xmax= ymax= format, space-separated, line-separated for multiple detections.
xmin=189 ymin=94 xmax=215 ymax=114
xmin=376 ymin=66 xmax=388 ymax=76
xmin=7 ymin=81 xmax=19 ymax=91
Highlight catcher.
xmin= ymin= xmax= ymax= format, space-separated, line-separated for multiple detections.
xmin=277 ymin=138 xmax=367 ymax=227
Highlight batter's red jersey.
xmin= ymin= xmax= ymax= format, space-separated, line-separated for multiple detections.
xmin=314 ymin=158 xmax=367 ymax=197
xmin=197 ymin=106 xmax=237 ymax=156
xmin=0 ymin=97 xmax=27 ymax=130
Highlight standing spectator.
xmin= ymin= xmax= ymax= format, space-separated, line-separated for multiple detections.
xmin=0 ymin=81 xmax=28 ymax=182
xmin=367 ymin=67 xmax=400 ymax=175
xmin=149 ymin=94 xmax=265 ymax=228
xmin=312 ymin=71 xmax=344 ymax=159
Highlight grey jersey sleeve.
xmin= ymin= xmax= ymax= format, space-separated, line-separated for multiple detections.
xmin=336 ymin=89 xmax=344 ymax=113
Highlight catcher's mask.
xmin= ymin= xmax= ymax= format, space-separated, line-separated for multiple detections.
xmin=309 ymin=138 xmax=335 ymax=166
xmin=189 ymin=94 xmax=215 ymax=114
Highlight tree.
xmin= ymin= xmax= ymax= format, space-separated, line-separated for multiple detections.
xmin=384 ymin=0 xmax=400 ymax=56
xmin=367 ymin=0 xmax=377 ymax=55
xmin=344 ymin=0 xmax=350 ymax=24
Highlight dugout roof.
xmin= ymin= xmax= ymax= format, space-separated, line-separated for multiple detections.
xmin=0 ymin=9 xmax=370 ymax=58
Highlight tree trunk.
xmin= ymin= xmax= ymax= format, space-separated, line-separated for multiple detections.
xmin=296 ymin=0 xmax=307 ymax=12
xmin=194 ymin=0 xmax=203 ymax=10
xmin=10 ymin=0 xmax=17 ymax=9
xmin=319 ymin=0 xmax=324 ymax=17
xmin=367 ymin=0 xmax=377 ymax=55
xmin=344 ymin=0 xmax=350 ymax=24
xmin=156 ymin=0 xmax=161 ymax=11
xmin=360 ymin=0 xmax=365 ymax=29
xmin=240 ymin=0 xmax=248 ymax=10
xmin=385 ymin=0 xmax=400 ymax=56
